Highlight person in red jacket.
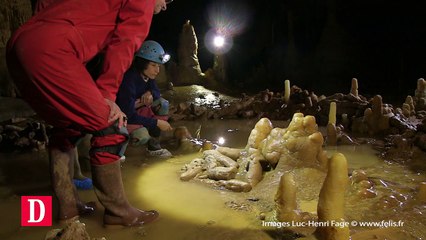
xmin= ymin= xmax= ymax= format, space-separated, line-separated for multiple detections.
xmin=7 ymin=0 xmax=173 ymax=227
xmin=33 ymin=0 xmax=96 ymax=193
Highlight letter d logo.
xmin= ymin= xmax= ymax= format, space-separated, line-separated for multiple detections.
xmin=21 ymin=196 xmax=52 ymax=226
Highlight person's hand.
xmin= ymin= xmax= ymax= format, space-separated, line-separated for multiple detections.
xmin=141 ymin=91 xmax=153 ymax=106
xmin=104 ymin=98 xmax=127 ymax=128
xmin=157 ymin=119 xmax=173 ymax=131
xmin=134 ymin=98 xmax=144 ymax=109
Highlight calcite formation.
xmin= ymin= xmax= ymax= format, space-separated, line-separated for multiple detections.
xmin=350 ymin=78 xmax=359 ymax=97
xmin=180 ymin=113 xmax=329 ymax=191
xmin=326 ymin=101 xmax=358 ymax=146
xmin=176 ymin=20 xmax=205 ymax=85
xmin=367 ymin=95 xmax=393 ymax=133
xmin=272 ymin=113 xmax=328 ymax=170
xmin=414 ymin=78 xmax=426 ymax=111
xmin=274 ymin=173 xmax=301 ymax=222
xmin=402 ymin=95 xmax=415 ymax=117
xmin=284 ymin=79 xmax=291 ymax=103
xmin=246 ymin=117 xmax=273 ymax=149
xmin=327 ymin=102 xmax=338 ymax=146
xmin=315 ymin=153 xmax=350 ymax=240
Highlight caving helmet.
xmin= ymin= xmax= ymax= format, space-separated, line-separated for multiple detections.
xmin=135 ymin=40 xmax=170 ymax=64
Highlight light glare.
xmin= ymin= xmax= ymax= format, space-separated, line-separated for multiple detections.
xmin=218 ymin=137 xmax=225 ymax=145
xmin=213 ymin=36 xmax=225 ymax=48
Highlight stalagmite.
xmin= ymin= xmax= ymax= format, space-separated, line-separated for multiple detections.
xmin=364 ymin=95 xmax=390 ymax=135
xmin=328 ymin=102 xmax=336 ymax=125
xmin=350 ymin=78 xmax=358 ymax=97
xmin=327 ymin=102 xmax=337 ymax=146
xmin=326 ymin=123 xmax=337 ymax=146
xmin=372 ymin=95 xmax=383 ymax=115
xmin=414 ymin=78 xmax=426 ymax=110
xmin=275 ymin=172 xmax=300 ymax=222
xmin=284 ymin=79 xmax=291 ymax=103
xmin=176 ymin=20 xmax=204 ymax=85
xmin=315 ymin=153 xmax=350 ymax=240
xmin=404 ymin=96 xmax=415 ymax=117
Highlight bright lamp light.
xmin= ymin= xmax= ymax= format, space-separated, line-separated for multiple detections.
xmin=213 ymin=35 xmax=225 ymax=48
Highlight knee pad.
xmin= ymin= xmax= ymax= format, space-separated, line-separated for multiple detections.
xmin=153 ymin=98 xmax=169 ymax=116
xmin=130 ymin=127 xmax=150 ymax=146
xmin=90 ymin=122 xmax=129 ymax=157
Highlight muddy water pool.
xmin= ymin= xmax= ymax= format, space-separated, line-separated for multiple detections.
xmin=0 ymin=119 xmax=424 ymax=240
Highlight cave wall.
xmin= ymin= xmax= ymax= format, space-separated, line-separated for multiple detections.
xmin=226 ymin=0 xmax=426 ymax=101
xmin=0 ymin=0 xmax=33 ymax=97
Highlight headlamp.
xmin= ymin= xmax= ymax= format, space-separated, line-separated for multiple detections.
xmin=160 ymin=54 xmax=170 ymax=63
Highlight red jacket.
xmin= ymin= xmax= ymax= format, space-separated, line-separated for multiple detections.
xmin=10 ymin=0 xmax=155 ymax=101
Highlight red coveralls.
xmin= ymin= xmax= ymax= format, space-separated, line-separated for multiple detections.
xmin=6 ymin=0 xmax=155 ymax=165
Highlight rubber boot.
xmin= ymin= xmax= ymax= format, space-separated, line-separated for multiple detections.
xmin=50 ymin=148 xmax=96 ymax=223
xmin=91 ymin=161 xmax=159 ymax=227
xmin=50 ymin=148 xmax=80 ymax=222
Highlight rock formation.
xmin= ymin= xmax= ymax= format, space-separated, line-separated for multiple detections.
xmin=0 ymin=0 xmax=33 ymax=97
xmin=180 ymin=113 xmax=329 ymax=191
xmin=176 ymin=20 xmax=205 ymax=86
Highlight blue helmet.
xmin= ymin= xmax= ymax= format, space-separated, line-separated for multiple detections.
xmin=135 ymin=40 xmax=170 ymax=64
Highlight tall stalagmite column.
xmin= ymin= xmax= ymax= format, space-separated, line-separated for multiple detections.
xmin=275 ymin=172 xmax=300 ymax=222
xmin=315 ymin=153 xmax=350 ymax=240
xmin=327 ymin=102 xmax=337 ymax=146
xmin=176 ymin=20 xmax=204 ymax=85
